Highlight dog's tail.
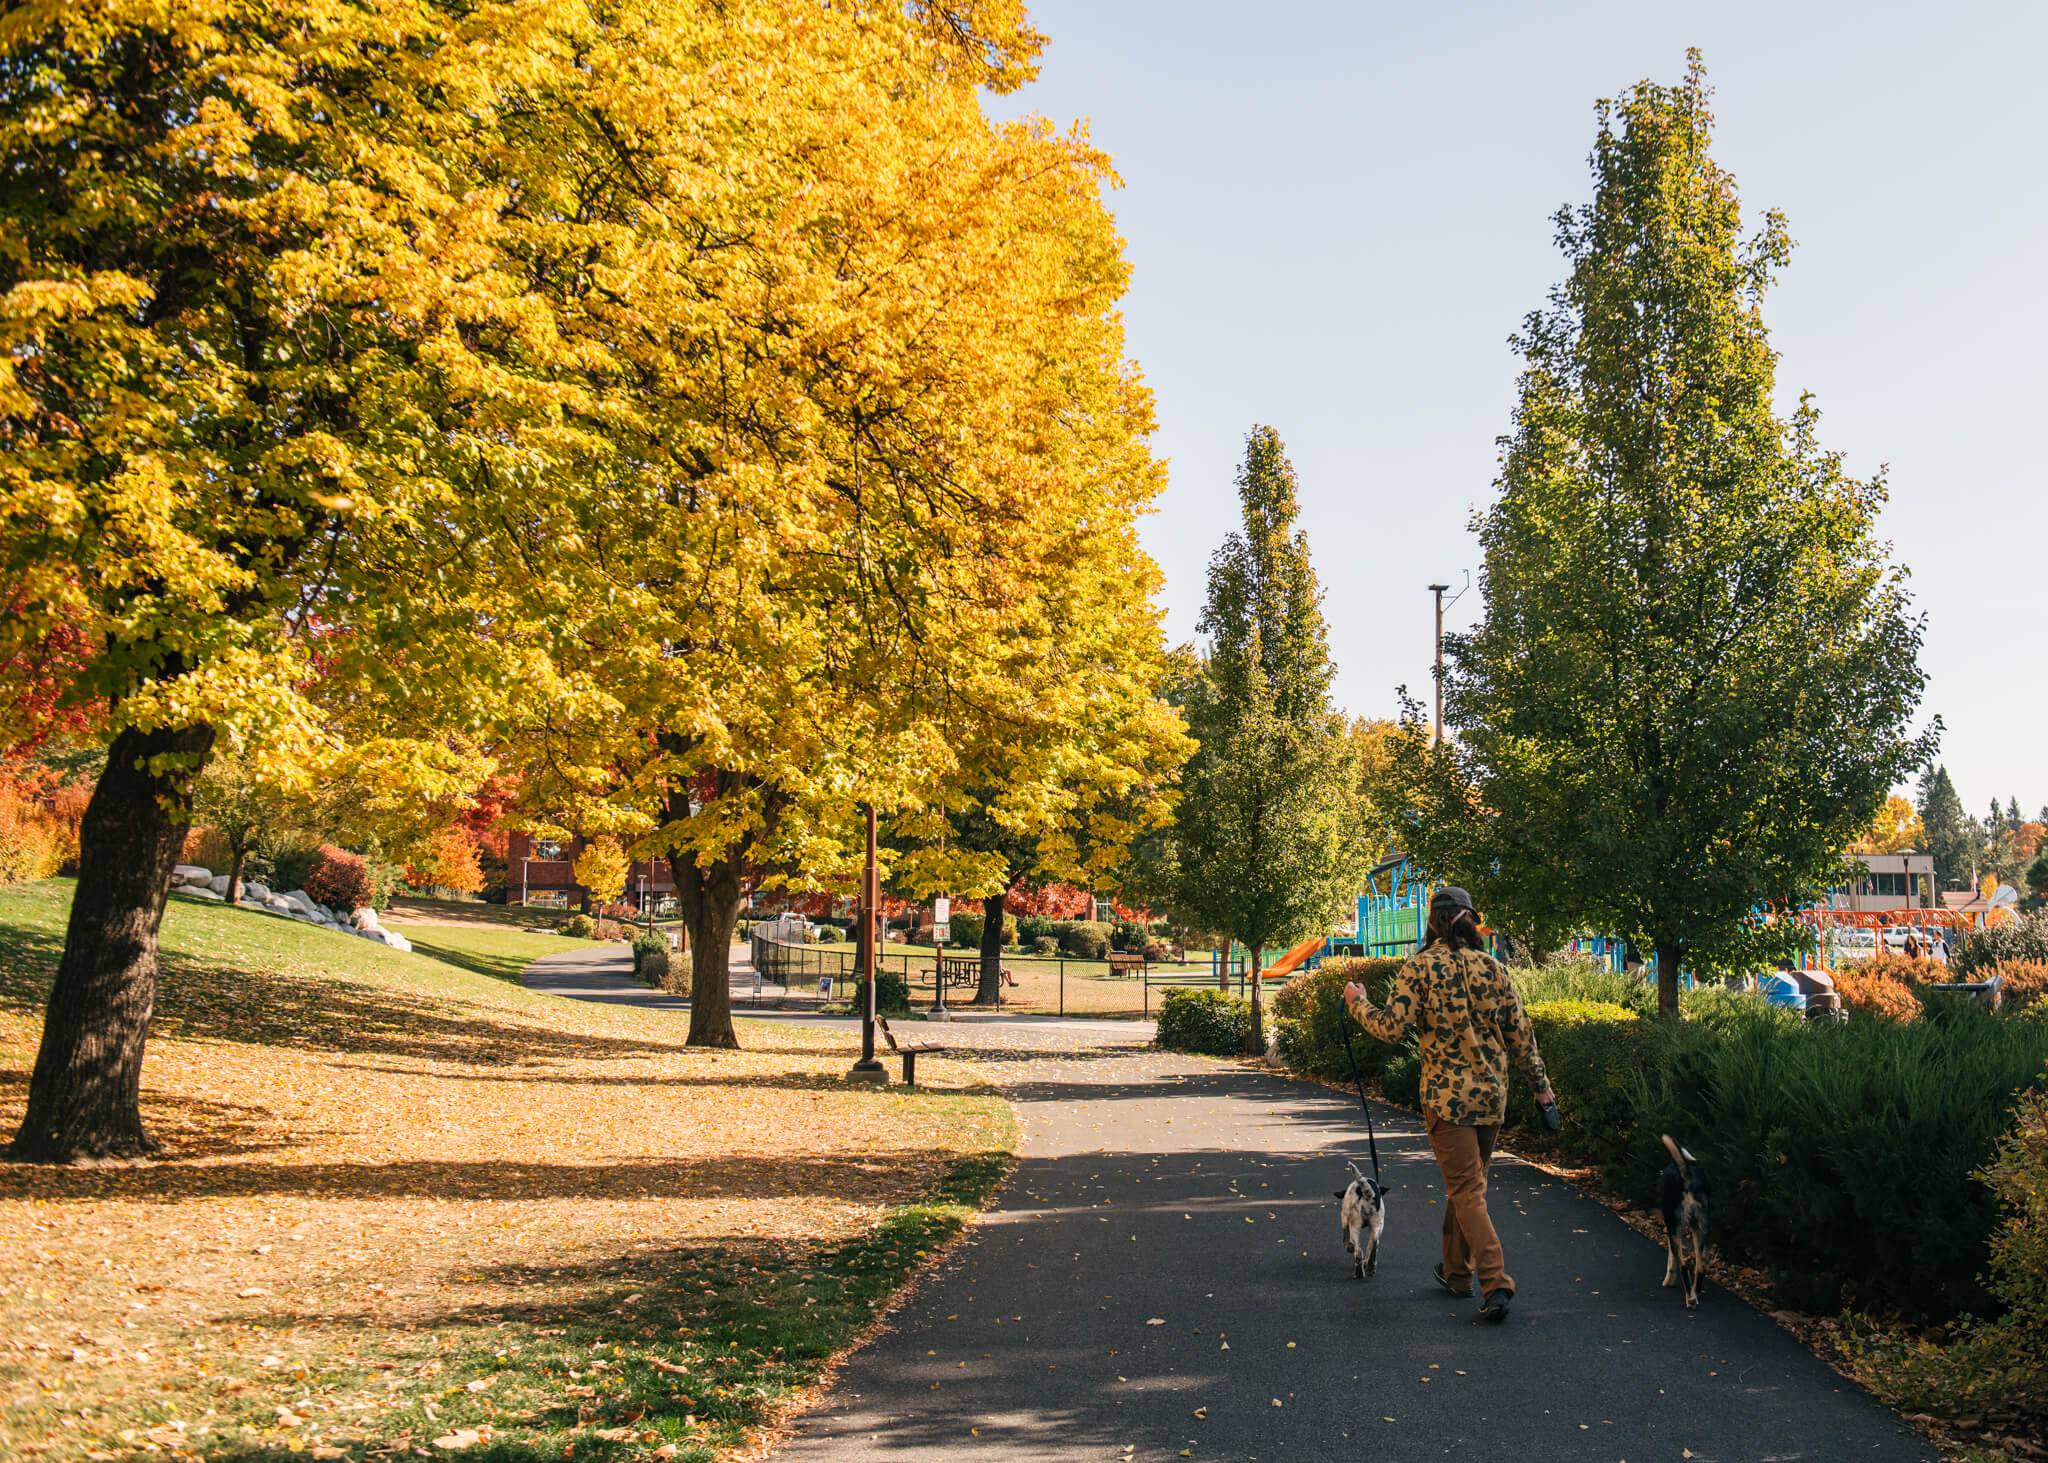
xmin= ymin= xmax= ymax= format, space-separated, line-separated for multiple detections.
xmin=1660 ymin=1133 xmax=1690 ymax=1174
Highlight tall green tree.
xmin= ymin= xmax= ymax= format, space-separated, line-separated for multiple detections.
xmin=1918 ymin=765 xmax=1977 ymax=890
xmin=1151 ymin=427 xmax=1367 ymax=1052
xmin=1407 ymin=58 xmax=1934 ymax=1015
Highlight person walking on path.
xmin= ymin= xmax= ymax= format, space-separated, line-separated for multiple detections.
xmin=1343 ymin=886 xmax=1554 ymax=1323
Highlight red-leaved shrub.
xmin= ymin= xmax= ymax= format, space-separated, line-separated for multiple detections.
xmin=303 ymin=844 xmax=373 ymax=911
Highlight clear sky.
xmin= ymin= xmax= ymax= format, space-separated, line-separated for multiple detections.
xmin=986 ymin=0 xmax=2046 ymax=820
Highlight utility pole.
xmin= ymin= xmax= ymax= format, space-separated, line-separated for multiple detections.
xmin=1428 ymin=582 xmax=1450 ymax=745
xmin=850 ymin=803 xmax=886 ymax=1082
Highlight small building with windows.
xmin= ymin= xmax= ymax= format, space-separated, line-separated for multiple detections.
xmin=1824 ymin=852 xmax=1938 ymax=913
xmin=505 ymin=831 xmax=677 ymax=915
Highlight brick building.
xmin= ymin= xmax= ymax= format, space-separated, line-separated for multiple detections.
xmin=505 ymin=831 xmax=677 ymax=914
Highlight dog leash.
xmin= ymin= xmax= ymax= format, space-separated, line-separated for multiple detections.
xmin=1339 ymin=1014 xmax=1385 ymax=1185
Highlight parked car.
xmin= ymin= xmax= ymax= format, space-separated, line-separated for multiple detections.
xmin=1829 ymin=928 xmax=1878 ymax=962
xmin=1881 ymin=927 xmax=1912 ymax=953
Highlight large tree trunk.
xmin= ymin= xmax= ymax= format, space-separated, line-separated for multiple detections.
xmin=1246 ymin=943 xmax=1265 ymax=1055
xmin=226 ymin=841 xmax=249 ymax=906
xmin=1654 ymin=938 xmax=1682 ymax=1019
xmin=677 ymin=858 xmax=743 ymax=1048
xmin=974 ymin=887 xmax=1009 ymax=1006
xmin=11 ymin=723 xmax=215 ymax=1163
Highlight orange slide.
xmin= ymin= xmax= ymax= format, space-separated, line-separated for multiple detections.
xmin=1263 ymin=934 xmax=1327 ymax=981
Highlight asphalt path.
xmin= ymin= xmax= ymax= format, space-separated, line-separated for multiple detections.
xmin=777 ymin=1047 xmax=1932 ymax=1463
xmin=517 ymin=945 xmax=1930 ymax=1461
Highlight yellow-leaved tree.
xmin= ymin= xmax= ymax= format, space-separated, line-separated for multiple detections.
xmin=572 ymin=839 xmax=630 ymax=911
xmin=485 ymin=0 xmax=1180 ymax=1045
xmin=0 ymin=1 xmax=597 ymax=1159
xmin=1852 ymin=793 xmax=1927 ymax=855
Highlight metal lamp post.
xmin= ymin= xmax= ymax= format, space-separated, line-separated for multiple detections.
xmin=849 ymin=803 xmax=887 ymax=1081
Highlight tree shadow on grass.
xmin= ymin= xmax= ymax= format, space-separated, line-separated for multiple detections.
xmin=0 ymin=923 xmax=691 ymax=1067
xmin=97 ymin=1155 xmax=1014 ymax=1463
xmin=0 ymin=1149 xmax=968 ymax=1205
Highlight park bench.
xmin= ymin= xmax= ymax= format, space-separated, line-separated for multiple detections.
xmin=877 ymin=1016 xmax=947 ymax=1086
xmin=1928 ymin=972 xmax=2004 ymax=1009
xmin=1105 ymin=950 xmax=1148 ymax=977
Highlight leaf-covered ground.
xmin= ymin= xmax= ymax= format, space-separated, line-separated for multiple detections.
xmin=0 ymin=880 xmax=1015 ymax=1462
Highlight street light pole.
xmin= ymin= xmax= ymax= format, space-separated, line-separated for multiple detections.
xmin=850 ymin=802 xmax=886 ymax=1081
xmin=1428 ymin=582 xmax=1450 ymax=745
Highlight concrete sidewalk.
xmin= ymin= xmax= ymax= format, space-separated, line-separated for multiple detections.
xmin=775 ymin=1047 xmax=1933 ymax=1462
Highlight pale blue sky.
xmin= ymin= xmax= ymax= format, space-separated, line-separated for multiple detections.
xmin=987 ymin=0 xmax=2046 ymax=819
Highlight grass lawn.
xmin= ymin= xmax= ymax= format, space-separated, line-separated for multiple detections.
xmin=0 ymin=880 xmax=1014 ymax=1463
xmin=385 ymin=895 xmax=566 ymax=930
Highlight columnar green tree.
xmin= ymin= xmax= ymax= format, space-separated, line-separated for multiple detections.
xmin=1152 ymin=427 xmax=1367 ymax=1052
xmin=1918 ymin=765 xmax=1977 ymax=890
xmin=1408 ymin=58 xmax=1934 ymax=1015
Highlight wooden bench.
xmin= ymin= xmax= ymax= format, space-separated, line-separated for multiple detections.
xmin=877 ymin=1016 xmax=947 ymax=1086
xmin=1105 ymin=950 xmax=1148 ymax=977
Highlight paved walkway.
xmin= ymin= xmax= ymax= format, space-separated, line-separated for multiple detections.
xmin=521 ymin=948 xmax=1930 ymax=1461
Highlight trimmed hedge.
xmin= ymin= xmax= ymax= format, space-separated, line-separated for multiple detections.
xmin=947 ymin=911 xmax=1015 ymax=950
xmin=1270 ymin=958 xmax=1405 ymax=1082
xmin=1157 ymin=989 xmax=1251 ymax=1056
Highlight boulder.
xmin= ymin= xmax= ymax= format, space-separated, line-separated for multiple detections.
xmin=180 ymin=886 xmax=224 ymax=901
xmin=351 ymin=906 xmax=381 ymax=932
xmin=363 ymin=927 xmax=411 ymax=952
xmin=243 ymin=880 xmax=270 ymax=902
xmin=172 ymin=864 xmax=212 ymax=885
xmin=207 ymin=874 xmax=232 ymax=896
xmin=279 ymin=890 xmax=324 ymax=920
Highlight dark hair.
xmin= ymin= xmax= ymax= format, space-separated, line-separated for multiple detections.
xmin=1426 ymin=904 xmax=1485 ymax=953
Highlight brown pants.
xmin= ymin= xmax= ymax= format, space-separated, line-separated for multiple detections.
xmin=1425 ymin=1110 xmax=1512 ymax=1297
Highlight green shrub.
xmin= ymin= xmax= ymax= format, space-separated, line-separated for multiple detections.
xmin=1381 ymin=1047 xmax=1422 ymax=1108
xmin=1269 ymin=958 xmax=1405 ymax=1082
xmin=1953 ymin=912 xmax=2048 ymax=977
xmin=1157 ymin=989 xmax=1251 ymax=1056
xmin=268 ymin=839 xmax=321 ymax=894
xmin=1505 ymin=1000 xmax=1650 ymax=1168
xmin=874 ymin=967 xmax=911 ymax=1015
xmin=561 ymin=913 xmax=596 ymax=939
xmin=1056 ymin=920 xmax=1113 ymax=960
xmin=630 ymin=933 xmax=670 ymax=986
xmin=947 ymin=910 xmax=1015 ymax=950
xmin=1014 ymin=914 xmax=1056 ymax=946
xmin=1854 ymin=1090 xmax=2048 ymax=1434
xmin=1030 ymin=934 xmax=1059 ymax=957
xmin=1623 ymin=999 xmax=2048 ymax=1320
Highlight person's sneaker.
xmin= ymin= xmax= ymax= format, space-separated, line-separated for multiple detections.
xmin=1432 ymin=1263 xmax=1473 ymax=1298
xmin=1478 ymin=1289 xmax=1514 ymax=1323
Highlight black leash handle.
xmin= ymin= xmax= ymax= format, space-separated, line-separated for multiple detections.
xmin=1339 ymin=1012 xmax=1384 ymax=1184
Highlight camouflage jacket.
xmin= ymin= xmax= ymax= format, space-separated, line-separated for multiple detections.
xmin=1345 ymin=944 xmax=1549 ymax=1126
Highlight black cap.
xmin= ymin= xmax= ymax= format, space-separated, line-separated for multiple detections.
xmin=1430 ymin=885 xmax=1476 ymax=913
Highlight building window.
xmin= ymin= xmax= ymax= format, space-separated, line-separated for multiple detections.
xmin=1867 ymin=872 xmax=1908 ymax=899
xmin=527 ymin=889 xmax=570 ymax=910
xmin=533 ymin=839 xmax=564 ymax=861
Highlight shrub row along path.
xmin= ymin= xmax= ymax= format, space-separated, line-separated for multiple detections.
xmin=523 ymin=947 xmax=1934 ymax=1461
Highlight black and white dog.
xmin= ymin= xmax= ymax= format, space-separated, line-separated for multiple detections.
xmin=1660 ymin=1134 xmax=1710 ymax=1308
xmin=1334 ymin=1162 xmax=1387 ymax=1279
